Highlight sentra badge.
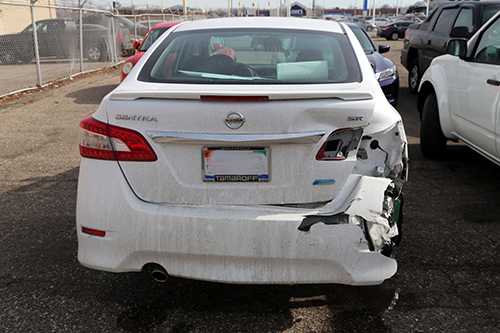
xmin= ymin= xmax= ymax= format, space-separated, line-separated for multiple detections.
xmin=224 ymin=111 xmax=245 ymax=129
xmin=116 ymin=114 xmax=158 ymax=122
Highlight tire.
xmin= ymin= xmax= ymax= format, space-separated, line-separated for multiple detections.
xmin=391 ymin=32 xmax=399 ymax=41
xmin=19 ymin=54 xmax=34 ymax=64
xmin=408 ymin=58 xmax=420 ymax=95
xmin=86 ymin=43 xmax=107 ymax=62
xmin=0 ymin=49 xmax=18 ymax=65
xmin=366 ymin=26 xmax=373 ymax=32
xmin=420 ymin=93 xmax=447 ymax=157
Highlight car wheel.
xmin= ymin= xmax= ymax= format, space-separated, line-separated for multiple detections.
xmin=420 ymin=93 xmax=447 ymax=158
xmin=408 ymin=58 xmax=420 ymax=95
xmin=86 ymin=43 xmax=107 ymax=62
xmin=19 ymin=54 xmax=34 ymax=64
xmin=0 ymin=50 xmax=17 ymax=65
xmin=366 ymin=26 xmax=373 ymax=32
xmin=391 ymin=32 xmax=399 ymax=41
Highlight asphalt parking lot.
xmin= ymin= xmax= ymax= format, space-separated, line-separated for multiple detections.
xmin=1 ymin=37 xmax=500 ymax=333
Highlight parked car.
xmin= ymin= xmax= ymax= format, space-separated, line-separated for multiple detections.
xmin=401 ymin=0 xmax=500 ymax=94
xmin=77 ymin=18 xmax=408 ymax=286
xmin=347 ymin=22 xmax=399 ymax=106
xmin=373 ymin=17 xmax=393 ymax=28
xmin=121 ymin=21 xmax=182 ymax=81
xmin=82 ymin=15 xmax=135 ymax=57
xmin=0 ymin=18 xmax=117 ymax=64
xmin=115 ymin=16 xmax=149 ymax=38
xmin=0 ymin=18 xmax=77 ymax=64
xmin=346 ymin=17 xmax=377 ymax=32
xmin=377 ymin=21 xmax=413 ymax=40
xmin=418 ymin=9 xmax=500 ymax=165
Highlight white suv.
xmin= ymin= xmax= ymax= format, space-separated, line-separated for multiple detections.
xmin=418 ymin=10 xmax=500 ymax=165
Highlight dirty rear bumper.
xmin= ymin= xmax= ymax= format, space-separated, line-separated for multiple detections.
xmin=76 ymin=159 xmax=398 ymax=285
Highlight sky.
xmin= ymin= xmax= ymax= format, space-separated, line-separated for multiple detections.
xmin=122 ymin=0 xmax=418 ymax=11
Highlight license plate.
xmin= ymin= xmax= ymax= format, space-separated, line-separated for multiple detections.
xmin=203 ymin=147 xmax=270 ymax=182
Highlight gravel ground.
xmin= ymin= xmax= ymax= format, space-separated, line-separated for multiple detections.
xmin=1 ymin=38 xmax=500 ymax=333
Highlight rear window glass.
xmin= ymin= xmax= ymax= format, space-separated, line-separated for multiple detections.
xmin=139 ymin=27 xmax=171 ymax=52
xmin=434 ymin=7 xmax=458 ymax=34
xmin=138 ymin=28 xmax=361 ymax=84
xmin=350 ymin=25 xmax=376 ymax=53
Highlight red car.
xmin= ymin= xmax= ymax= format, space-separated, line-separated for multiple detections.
xmin=121 ymin=21 xmax=182 ymax=81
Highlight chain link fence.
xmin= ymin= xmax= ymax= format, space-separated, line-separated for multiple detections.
xmin=0 ymin=1 xmax=205 ymax=98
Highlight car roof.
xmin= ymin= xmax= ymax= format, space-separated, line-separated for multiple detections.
xmin=441 ymin=0 xmax=500 ymax=8
xmin=344 ymin=22 xmax=362 ymax=29
xmin=151 ymin=21 xmax=184 ymax=30
xmin=172 ymin=17 xmax=344 ymax=34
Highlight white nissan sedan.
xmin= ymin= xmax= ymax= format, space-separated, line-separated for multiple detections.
xmin=77 ymin=18 xmax=408 ymax=286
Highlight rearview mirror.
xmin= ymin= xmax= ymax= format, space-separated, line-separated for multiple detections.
xmin=450 ymin=26 xmax=470 ymax=38
xmin=447 ymin=39 xmax=467 ymax=58
xmin=378 ymin=44 xmax=390 ymax=54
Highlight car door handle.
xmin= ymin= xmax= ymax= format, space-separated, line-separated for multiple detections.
xmin=487 ymin=79 xmax=500 ymax=86
xmin=427 ymin=40 xmax=431 ymax=45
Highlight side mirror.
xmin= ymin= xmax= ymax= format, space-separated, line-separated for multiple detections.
xmin=378 ymin=44 xmax=390 ymax=54
xmin=133 ymin=40 xmax=140 ymax=49
xmin=447 ymin=39 xmax=467 ymax=58
xmin=213 ymin=43 xmax=223 ymax=50
xmin=450 ymin=26 xmax=470 ymax=38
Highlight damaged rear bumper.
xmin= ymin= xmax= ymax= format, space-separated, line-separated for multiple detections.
xmin=77 ymin=159 xmax=400 ymax=285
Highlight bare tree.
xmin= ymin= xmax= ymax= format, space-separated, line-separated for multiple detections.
xmin=380 ymin=4 xmax=393 ymax=15
xmin=212 ymin=8 xmax=231 ymax=17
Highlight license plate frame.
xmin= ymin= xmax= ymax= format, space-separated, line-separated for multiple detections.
xmin=202 ymin=147 xmax=270 ymax=182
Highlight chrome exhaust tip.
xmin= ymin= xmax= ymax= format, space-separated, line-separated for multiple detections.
xmin=151 ymin=265 xmax=169 ymax=283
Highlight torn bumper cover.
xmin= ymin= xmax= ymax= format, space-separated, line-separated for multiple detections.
xmin=77 ymin=167 xmax=404 ymax=286
xmin=300 ymin=175 xmax=403 ymax=254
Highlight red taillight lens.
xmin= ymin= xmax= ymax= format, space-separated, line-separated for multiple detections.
xmin=82 ymin=227 xmax=106 ymax=237
xmin=382 ymin=27 xmax=390 ymax=31
xmin=118 ymin=32 xmax=123 ymax=42
xmin=316 ymin=128 xmax=363 ymax=161
xmin=79 ymin=115 xmax=157 ymax=162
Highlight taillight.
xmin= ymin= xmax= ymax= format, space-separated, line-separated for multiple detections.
xmin=79 ymin=115 xmax=157 ymax=162
xmin=118 ymin=32 xmax=123 ymax=42
xmin=382 ymin=27 xmax=390 ymax=31
xmin=82 ymin=227 xmax=106 ymax=237
xmin=316 ymin=128 xmax=363 ymax=160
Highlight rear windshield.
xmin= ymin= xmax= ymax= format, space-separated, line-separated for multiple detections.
xmin=138 ymin=28 xmax=361 ymax=84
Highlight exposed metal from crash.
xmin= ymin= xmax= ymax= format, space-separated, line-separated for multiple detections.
xmin=300 ymin=120 xmax=407 ymax=257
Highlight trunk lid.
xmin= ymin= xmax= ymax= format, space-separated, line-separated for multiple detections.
xmin=107 ymin=85 xmax=375 ymax=205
